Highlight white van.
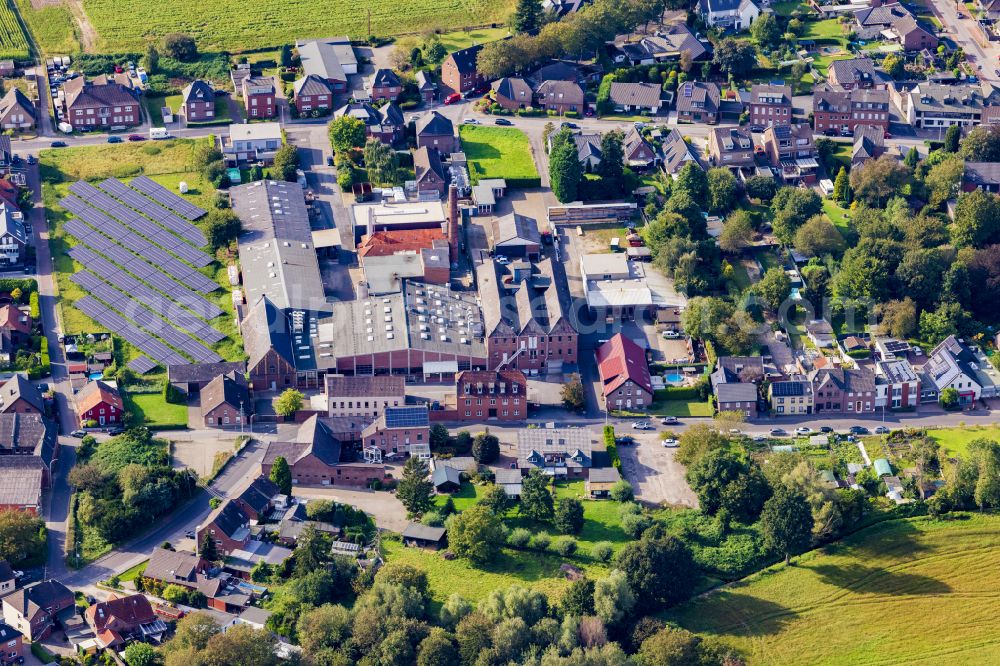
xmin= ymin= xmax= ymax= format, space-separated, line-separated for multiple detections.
xmin=149 ymin=127 xmax=169 ymax=140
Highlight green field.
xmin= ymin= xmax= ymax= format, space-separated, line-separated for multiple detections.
xmin=80 ymin=0 xmax=513 ymax=53
xmin=0 ymin=0 xmax=29 ymax=60
xmin=927 ymin=425 xmax=1000 ymax=459
xmin=124 ymin=392 xmax=189 ymax=428
xmin=669 ymin=514 xmax=1000 ymax=665
xmin=459 ymin=125 xmax=540 ymax=186
xmin=15 ymin=0 xmax=79 ymax=55
xmin=437 ymin=27 xmax=509 ymax=52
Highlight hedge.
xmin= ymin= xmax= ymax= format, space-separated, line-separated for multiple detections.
xmin=28 ymin=337 xmax=50 ymax=379
xmin=0 ymin=278 xmax=36 ymax=295
xmin=655 ymin=385 xmax=701 ymax=400
xmin=29 ymin=291 xmax=39 ymax=320
xmin=603 ymin=425 xmax=621 ymax=469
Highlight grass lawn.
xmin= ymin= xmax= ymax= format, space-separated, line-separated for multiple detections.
xmin=124 ymin=392 xmax=189 ymax=428
xmin=821 ymin=198 xmax=852 ymax=238
xmin=459 ymin=125 xmax=539 ymax=185
xmin=771 ymin=1 xmax=808 ymax=16
xmin=185 ymin=98 xmax=232 ymax=126
xmin=803 ymin=18 xmax=848 ymax=45
xmin=585 ymin=225 xmax=630 ymax=253
xmin=927 ymin=425 xmax=1000 ymax=459
xmin=434 ymin=481 xmax=482 ymax=512
xmin=437 ymin=27 xmax=510 ymax=52
xmin=117 ymin=560 xmax=148 ymax=582
xmin=668 ymin=514 xmax=1000 ymax=665
xmin=80 ymin=0 xmax=512 ymax=53
xmin=651 ymin=398 xmax=714 ymax=417
xmin=145 ymin=95 xmax=183 ymax=126
xmin=15 ymin=0 xmax=81 ymax=55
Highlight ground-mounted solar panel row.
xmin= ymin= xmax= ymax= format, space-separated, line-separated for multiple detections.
xmin=129 ymin=175 xmax=208 ymax=221
xmin=128 ymin=356 xmax=158 ymax=375
xmin=72 ymin=296 xmax=187 ymax=367
xmin=98 ymin=178 xmax=208 ymax=247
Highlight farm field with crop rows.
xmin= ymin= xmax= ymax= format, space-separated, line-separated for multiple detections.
xmin=0 ymin=1 xmax=30 ymax=60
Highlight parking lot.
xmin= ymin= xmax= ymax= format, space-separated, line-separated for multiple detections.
xmin=618 ymin=431 xmax=698 ymax=508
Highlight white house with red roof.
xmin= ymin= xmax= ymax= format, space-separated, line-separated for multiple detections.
xmin=596 ymin=333 xmax=654 ymax=411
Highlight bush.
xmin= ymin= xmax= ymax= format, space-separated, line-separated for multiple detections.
xmin=507 ymin=527 xmax=532 ymax=548
xmin=162 ymin=381 xmax=185 ymax=405
xmin=591 ymin=541 xmax=614 ymax=562
xmin=621 ymin=510 xmax=653 ymax=538
xmin=603 ymin=425 xmax=621 ymax=469
xmin=532 ymin=532 xmax=551 ymax=550
xmin=422 ymin=511 xmax=443 ymax=527
xmin=610 ymin=480 xmax=634 ymax=503
xmin=553 ymin=536 xmax=577 ymax=556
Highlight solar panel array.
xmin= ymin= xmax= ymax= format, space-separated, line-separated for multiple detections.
xmin=128 ymin=356 xmax=158 ymax=374
xmin=384 ymin=407 xmax=430 ymax=428
xmin=130 ymin=175 xmax=208 ymax=221
xmin=73 ymin=296 xmax=187 ymax=367
xmin=98 ymin=178 xmax=208 ymax=248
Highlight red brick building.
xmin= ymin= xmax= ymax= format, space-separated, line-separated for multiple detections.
xmin=596 ymin=334 xmax=654 ymax=411
xmin=75 ymin=380 xmax=122 ymax=427
xmin=0 ymin=621 xmax=22 ymax=663
xmin=232 ymin=476 xmax=282 ymax=522
xmin=810 ymin=367 xmax=877 ymax=414
xmin=0 ymin=374 xmax=42 ymax=416
xmin=201 ymin=373 xmax=250 ymax=428
xmin=64 ymin=77 xmax=139 ymax=129
xmin=491 ymin=77 xmax=533 ymax=111
xmin=369 ymin=68 xmax=402 ymax=102
xmin=451 ymin=369 xmax=527 ymax=421
xmin=196 ymin=499 xmax=251 ymax=557
xmin=362 ymin=406 xmax=430 ymax=457
xmin=293 ymin=75 xmax=335 ymax=115
xmin=242 ymin=76 xmax=276 ymax=119
xmin=84 ymin=594 xmax=163 ymax=650
xmin=261 ymin=415 xmax=387 ymax=487
xmin=813 ymin=85 xmax=890 ymax=134
xmin=180 ymin=80 xmax=216 ymax=123
xmin=748 ymin=83 xmax=792 ymax=131
xmin=441 ymin=44 xmax=485 ymax=94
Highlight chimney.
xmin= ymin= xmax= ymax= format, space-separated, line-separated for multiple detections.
xmin=447 ymin=184 xmax=459 ymax=261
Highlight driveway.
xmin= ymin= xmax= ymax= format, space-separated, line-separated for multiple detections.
xmin=292 ymin=486 xmax=408 ymax=531
xmin=618 ymin=432 xmax=698 ymax=508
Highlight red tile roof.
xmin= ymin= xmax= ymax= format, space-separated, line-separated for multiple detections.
xmin=596 ymin=333 xmax=653 ymax=396
xmin=75 ymin=380 xmax=122 ymax=416
xmin=358 ymin=228 xmax=446 ymax=257
xmin=84 ymin=593 xmax=157 ymax=648
xmin=0 ymin=305 xmax=30 ymax=335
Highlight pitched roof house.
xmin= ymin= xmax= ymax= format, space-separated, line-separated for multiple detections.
xmin=75 ymin=379 xmax=123 ymax=427
xmin=84 ymin=593 xmax=166 ymax=649
xmin=293 ymin=74 xmax=335 ymax=114
xmin=697 ymin=0 xmax=761 ymax=31
xmin=416 ymin=111 xmax=456 ymax=153
xmin=811 ymin=367 xmax=877 ymax=414
xmin=0 ymin=88 xmax=34 ymax=131
xmin=708 ymin=127 xmax=755 ymax=170
xmin=201 ymin=373 xmax=249 ymax=428
xmin=596 ymin=334 xmax=653 ymax=410
xmin=1 ymin=580 xmax=74 ymax=641
xmin=491 ymin=77 xmax=533 ymax=111
xmin=233 ymin=475 xmax=282 ymax=522
xmin=533 ymin=80 xmax=585 ymax=115
xmin=676 ymin=81 xmax=720 ymax=124
xmin=852 ymin=125 xmax=886 ymax=167
xmin=0 ymin=202 xmax=25 ymax=263
xmin=368 ymin=68 xmax=402 ymax=102
xmin=828 ymin=57 xmax=884 ymax=90
xmin=64 ymin=76 xmax=139 ymax=129
xmin=413 ymin=146 xmax=447 ymax=196
xmin=0 ymin=374 xmax=42 ymax=415
xmin=196 ymin=499 xmax=251 ymax=556
xmin=854 ymin=3 xmax=938 ymax=51
xmin=180 ymin=80 xmax=216 ymax=122
xmin=441 ymin=44 xmax=485 ymax=94
xmin=608 ymin=82 xmax=662 ymax=113
xmin=660 ymin=128 xmax=699 ymax=176
xmin=622 ymin=126 xmax=657 ymax=169
xmin=261 ymin=415 xmax=386 ymax=487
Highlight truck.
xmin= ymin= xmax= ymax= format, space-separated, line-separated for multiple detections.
xmin=149 ymin=127 xmax=169 ymax=140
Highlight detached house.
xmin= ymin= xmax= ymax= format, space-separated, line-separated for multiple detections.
xmin=0 ymin=88 xmax=33 ymax=131
xmin=416 ymin=111 xmax=456 ymax=153
xmin=660 ymin=128 xmax=699 ymax=176
xmin=232 ymin=476 xmax=282 ymax=522
xmin=296 ymin=38 xmax=352 ymax=92
xmin=596 ymin=334 xmax=653 ymax=411
xmin=923 ymin=335 xmax=999 ymax=404
xmin=197 ymin=499 xmax=251 ymax=556
xmin=75 ymin=380 xmax=122 ymax=427
xmin=517 ymin=428 xmax=597 ymax=480
xmin=0 ymin=202 xmax=26 ymax=266
xmin=180 ymin=80 xmax=216 ymax=122
xmin=334 ymin=102 xmax=405 ymax=145
xmin=491 ymin=77 xmax=533 ymax=111
xmin=708 ymin=127 xmax=755 ymax=170
xmin=608 ymin=82 xmax=662 ymax=114
xmin=1 ymin=580 xmax=74 ymax=641
xmin=242 ymin=76 xmax=276 ymax=119
xmin=64 ymin=76 xmax=139 ymax=129
xmin=676 ymin=81 xmax=720 ymax=124
xmin=84 ymin=594 xmax=167 ymax=650
xmin=201 ymin=372 xmax=249 ymax=428
xmin=828 ymin=57 xmax=884 ymax=90
xmin=441 ymin=44 xmax=485 ymax=94
xmin=854 ymin=3 xmax=938 ymax=51
xmin=533 ymin=80 xmax=584 ymax=115
xmin=622 ymin=127 xmax=657 ymax=169
xmin=416 ymin=71 xmax=438 ymax=104
xmin=293 ymin=74 xmax=335 ymax=115
xmin=0 ymin=375 xmax=42 ymax=415
xmin=368 ymin=68 xmax=402 ymax=102
xmin=852 ymin=125 xmax=885 ymax=167
xmin=697 ymin=0 xmax=761 ymax=31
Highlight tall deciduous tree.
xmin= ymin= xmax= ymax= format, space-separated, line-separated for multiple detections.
xmin=794 ymin=215 xmax=845 ymax=257
xmin=718 ymin=209 xmax=753 ymax=253
xmin=550 ymin=128 xmax=582 ymax=202
xmin=269 ymin=456 xmax=292 ymax=496
xmin=520 ymin=469 xmax=554 ymax=521
xmin=446 ymin=504 xmax=505 ymax=563
xmin=328 ymin=115 xmax=366 ymax=153
xmin=597 ymin=130 xmax=625 ymax=195
xmin=750 ymin=12 xmax=781 ymax=46
xmin=271 ymin=144 xmax=299 ymax=182
xmin=554 ymin=497 xmax=584 ymax=534
xmin=273 ymin=389 xmax=304 ymax=417
xmin=760 ymin=486 xmax=814 ymax=564
xmin=397 ymin=456 xmax=435 ymax=515
xmin=472 ymin=430 xmax=500 ymax=464
xmin=615 ymin=534 xmax=697 ymax=610
xmin=712 ymin=38 xmax=757 ymax=78
xmin=849 ymin=155 xmax=910 ymax=207
xmin=364 ymin=138 xmax=399 ymax=186
xmin=707 ymin=167 xmax=737 ymax=213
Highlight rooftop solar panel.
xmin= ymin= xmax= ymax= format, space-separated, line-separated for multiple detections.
xmin=384 ymin=407 xmax=430 ymax=428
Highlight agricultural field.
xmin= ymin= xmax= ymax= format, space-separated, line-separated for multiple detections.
xmin=459 ymin=125 xmax=540 ymax=186
xmin=668 ymin=514 xmax=1000 ymax=665
xmin=15 ymin=0 xmax=79 ymax=55
xmin=0 ymin=1 xmax=30 ymax=61
xmin=80 ymin=0 xmax=513 ymax=53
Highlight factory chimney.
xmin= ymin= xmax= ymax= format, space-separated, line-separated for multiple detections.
xmin=447 ymin=184 xmax=459 ymax=261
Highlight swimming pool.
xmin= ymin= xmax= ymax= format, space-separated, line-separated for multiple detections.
xmin=666 ymin=373 xmax=684 ymax=383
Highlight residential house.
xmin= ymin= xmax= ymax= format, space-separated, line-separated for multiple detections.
xmin=0 ymin=412 xmax=58 ymax=486
xmin=0 ymin=202 xmax=25 ymax=265
xmin=326 ymin=375 xmax=405 ymax=419
xmin=368 ymin=68 xmax=402 ymax=102
xmin=810 ymin=367 xmax=877 ymax=414
xmin=261 ymin=415 xmax=386 ymax=486
xmin=768 ymin=379 xmax=813 ymax=415
xmin=551 ymin=131 xmax=602 ymax=170
xmin=962 ymin=162 xmax=1000 ymax=193
xmin=0 ymin=88 xmax=33 ymax=131
xmin=293 ymin=75 xmax=335 ymax=115
xmin=452 ymin=370 xmax=527 ymax=421
xmin=362 ymin=406 xmax=430 ymax=458
xmin=0 ymin=305 xmax=30 ymax=357
xmin=84 ymin=594 xmax=167 ymax=650
xmin=586 ymin=467 xmax=621 ymax=499
xmin=828 ymin=57 xmax=885 ymax=90
xmin=0 ymin=561 xmax=14 ymax=596
xmin=0 ymin=375 xmax=42 ymax=415
xmin=0 ymin=622 xmax=21 ymax=664
xmin=0 ymin=137 xmax=24 ymax=187
xmin=608 ymin=82 xmax=662 ymax=114
xmin=75 ymin=380 xmax=122 ymax=427
xmin=0 ymin=457 xmax=45 ymax=512
xmin=874 ymin=359 xmax=920 ymax=409
xmin=893 ymin=83 xmax=994 ymax=129
xmin=712 ymin=356 xmax=764 ymax=417
xmin=334 ymin=102 xmax=404 ymax=145
xmin=296 ymin=37 xmax=354 ymax=92
xmin=414 ymin=146 xmax=447 ymax=196
xmin=622 ymin=127 xmax=657 ymax=169
xmin=1 ymin=580 xmax=74 ymax=641
xmin=813 ymin=84 xmax=891 ymax=134
xmin=220 ymin=122 xmax=283 ymax=166
xmin=660 ymin=128 xmax=699 ymax=176
xmin=528 ymin=60 xmax=588 ymax=84
xmin=805 ymin=319 xmax=836 ymax=348
xmin=762 ymin=123 xmax=818 ymax=184
xmin=534 ymin=80 xmax=585 ymax=115
xmin=232 ymin=476 xmax=282 ymax=522
xmin=697 ymin=0 xmax=761 ymax=31
xmin=441 ymin=44 xmax=485 ymax=94
xmin=241 ymin=76 xmax=276 ymax=119
xmin=494 ymin=213 xmax=541 ymax=260
xmin=611 ymin=22 xmax=709 ymax=66
xmin=676 ymin=82 xmax=721 ymax=124
xmin=852 ymin=125 xmax=886 ymax=168
xmin=196 ymin=499 xmax=251 ymax=556
xmin=64 ymin=76 xmax=139 ymax=129
xmin=415 ymin=71 xmax=437 ymax=104
xmin=401 ymin=523 xmax=446 ymax=549
xmin=748 ymin=83 xmax=793 ymax=131
xmin=416 ymin=111 xmax=456 ymax=153
xmin=517 ymin=427 xmax=597 ymax=480
xmin=491 ymin=77 xmax=533 ymax=111
xmin=596 ymin=334 xmax=653 ymax=411
xmin=708 ymin=127 xmax=755 ymax=170
xmin=495 ymin=468 xmax=522 ymax=498
xmin=141 ymin=548 xmax=208 ymax=589
xmin=853 ymin=3 xmax=938 ymax=51
xmin=201 ymin=373 xmax=249 ymax=428
xmin=923 ymin=335 xmax=1000 ymax=404
xmin=168 ymin=361 xmax=247 ymax=395
xmin=180 ymin=80 xmax=215 ymax=122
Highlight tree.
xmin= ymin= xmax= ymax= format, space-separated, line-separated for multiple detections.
xmin=596 ymin=131 xmax=625 ymax=195
xmin=279 ymin=44 xmax=293 ymax=68
xmin=616 ymin=534 xmax=697 ymax=610
xmin=418 ymin=628 xmax=460 ymax=666
xmin=679 ymin=48 xmax=694 ymax=73
xmin=833 ymin=166 xmax=850 ymax=204
xmin=939 ymin=387 xmax=960 ymax=410
xmin=200 ymin=624 xmax=277 ymax=666
xmin=674 ymin=161 xmax=708 ymax=202
xmin=952 ymin=189 xmax=1000 ymax=247
xmin=296 ymin=604 xmax=351 ymax=655
xmin=686 ymin=449 xmax=749 ymax=515
xmin=199 ymin=531 xmax=218 ymax=561
xmin=520 ymin=469 xmax=554 ymax=522
xmin=511 ymin=0 xmax=543 ymax=34
xmin=269 ymin=456 xmax=292 ymax=496
xmin=364 ymin=138 xmax=399 ymax=186
xmin=162 ymin=33 xmax=198 ymax=61
xmin=924 ymin=156 xmax=965 ymax=207
xmin=750 ymin=12 xmax=781 ymax=46
xmin=637 ymin=626 xmax=703 ymax=666
xmin=143 ymin=44 xmax=160 ymax=75
xmin=170 ymin=612 xmax=220 ymax=651
xmin=718 ymin=208 xmax=753 ymax=253
xmin=760 ymin=486 xmax=814 ymax=564
xmin=561 ymin=578 xmax=595 ymax=616
xmin=561 ymin=374 xmax=585 ymax=411
xmin=271 ymin=144 xmax=299 ymax=182
xmin=125 ymin=642 xmax=161 ymax=666
xmin=905 ymin=146 xmax=920 ymax=168
xmin=755 ymin=266 xmax=791 ymax=311
xmin=593 ymin=569 xmax=636 ymax=626
xmin=424 ymin=35 xmax=447 ymax=63
xmin=609 ymin=480 xmax=633 ymax=503
xmin=850 ymin=155 xmax=910 ymax=207
xmin=960 ymin=125 xmax=1000 ymax=161
xmin=550 ymin=129 xmax=583 ymax=202
xmin=397 ymin=456 xmax=435 ymax=515
xmin=554 ymin=497 xmax=584 ymax=534
xmin=328 ymin=115 xmax=366 ymax=153
xmin=712 ymin=38 xmax=757 ymax=78
xmin=875 ymin=298 xmax=918 ymax=338
xmin=430 ymin=423 xmax=450 ymax=451
xmin=204 ymin=209 xmax=242 ymax=251
xmin=0 ymin=509 xmax=45 ymax=565
xmin=446 ymin=504 xmax=504 ymax=563
xmin=707 ymin=167 xmax=737 ymax=213
xmin=944 ymin=124 xmax=961 ymax=153
xmin=794 ymin=215 xmax=846 ymax=257
xmin=745 ymin=174 xmax=777 ymax=201
xmin=273 ymin=388 xmax=304 ymax=417
xmin=479 ymin=483 xmax=511 ymax=516
xmin=472 ymin=430 xmax=500 ymax=464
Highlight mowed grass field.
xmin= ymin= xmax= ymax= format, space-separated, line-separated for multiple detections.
xmin=80 ymin=0 xmax=514 ymax=52
xmin=669 ymin=514 xmax=1000 ymax=665
xmin=927 ymin=425 xmax=1000 ymax=459
xmin=459 ymin=125 xmax=539 ymax=185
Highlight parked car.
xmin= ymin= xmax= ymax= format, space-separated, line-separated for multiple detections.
xmin=770 ymin=428 xmax=786 ymax=437
xmin=662 ymin=438 xmax=679 ymax=447
xmin=26 ymin=155 xmax=36 ymax=165
xmin=661 ymin=330 xmax=680 ymax=339
xmin=819 ymin=426 xmax=834 ymax=433
xmin=849 ymin=425 xmax=870 ymax=435
xmin=127 ymin=134 xmax=146 ymax=141
xmin=795 ymin=426 xmax=812 ymax=436
xmin=107 ymin=136 xmax=122 ymax=143
xmin=50 ymin=141 xmax=67 ymax=148
xmin=108 ymin=427 xmax=125 ymax=436
xmin=632 ymin=421 xmax=653 ymax=430
xmin=752 ymin=433 xmax=768 ymax=442
xmin=444 ymin=92 xmax=462 ymax=105
xmin=874 ymin=426 xmax=890 ymax=435
xmin=494 ymin=118 xmax=512 ymax=126
xmin=615 ymin=435 xmax=634 ymax=446
xmin=660 ymin=416 xmax=678 ymax=425
xmin=495 ymin=255 xmax=509 ymax=265
xmin=69 ymin=429 xmax=86 ymax=438
xmin=561 ymin=121 xmax=578 ymax=129
xmin=462 ymin=118 xmax=479 ymax=124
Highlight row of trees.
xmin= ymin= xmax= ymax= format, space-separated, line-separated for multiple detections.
xmin=549 ymin=127 xmax=630 ymax=202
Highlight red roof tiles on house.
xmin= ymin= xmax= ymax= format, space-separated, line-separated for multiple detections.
xmin=596 ymin=333 xmax=653 ymax=396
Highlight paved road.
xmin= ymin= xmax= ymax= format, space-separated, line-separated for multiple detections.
xmin=927 ymin=0 xmax=1000 ymax=82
